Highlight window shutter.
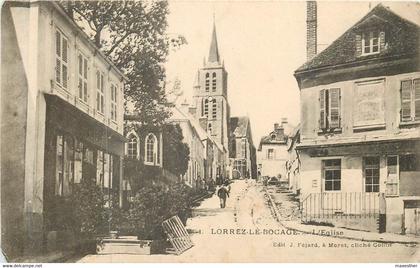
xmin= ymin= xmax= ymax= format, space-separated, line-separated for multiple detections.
xmin=55 ymin=31 xmax=61 ymax=84
xmin=401 ymin=80 xmax=412 ymax=121
xmin=414 ymin=79 xmax=420 ymax=120
xmin=355 ymin=33 xmax=362 ymax=57
xmin=329 ymin=88 xmax=341 ymax=129
xmin=56 ymin=31 xmax=61 ymax=56
xmin=379 ymin=31 xmax=386 ymax=52
xmin=62 ymin=38 xmax=68 ymax=63
xmin=319 ymin=89 xmax=326 ymax=129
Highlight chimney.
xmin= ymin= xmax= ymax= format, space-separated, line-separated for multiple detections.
xmin=274 ymin=123 xmax=284 ymax=137
xmin=306 ymin=1 xmax=317 ymax=61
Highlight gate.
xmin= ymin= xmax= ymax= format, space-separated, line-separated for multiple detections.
xmin=162 ymin=215 xmax=194 ymax=255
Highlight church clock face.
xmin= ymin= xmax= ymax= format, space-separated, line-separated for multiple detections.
xmin=208 ymin=97 xmax=213 ymax=101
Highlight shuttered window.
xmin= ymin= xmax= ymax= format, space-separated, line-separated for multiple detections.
xmin=96 ymin=71 xmax=105 ymax=114
xmin=319 ymin=89 xmax=326 ymax=129
xmin=329 ymin=88 xmax=341 ymax=129
xmin=319 ymin=88 xmax=341 ymax=130
xmin=401 ymin=78 xmax=420 ymax=122
xmin=55 ymin=30 xmax=69 ymax=89
xmin=78 ymin=52 xmax=88 ymax=102
xmin=110 ymin=84 xmax=118 ymax=121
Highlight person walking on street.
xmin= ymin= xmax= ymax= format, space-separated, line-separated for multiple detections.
xmin=217 ymin=184 xmax=230 ymax=208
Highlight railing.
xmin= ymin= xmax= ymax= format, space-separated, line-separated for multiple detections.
xmin=300 ymin=192 xmax=380 ymax=223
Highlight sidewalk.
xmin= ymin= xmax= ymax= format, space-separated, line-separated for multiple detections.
xmin=265 ymin=187 xmax=420 ymax=245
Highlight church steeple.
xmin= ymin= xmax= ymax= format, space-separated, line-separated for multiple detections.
xmin=208 ymin=22 xmax=220 ymax=63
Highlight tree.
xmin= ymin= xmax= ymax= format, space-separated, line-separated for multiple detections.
xmin=62 ymin=1 xmax=187 ymax=125
xmin=162 ymin=124 xmax=190 ymax=177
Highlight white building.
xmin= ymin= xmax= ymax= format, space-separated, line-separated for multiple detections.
xmin=1 ymin=1 xmax=126 ymax=258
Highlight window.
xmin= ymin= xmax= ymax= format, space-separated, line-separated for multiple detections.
xmin=110 ymin=84 xmax=118 ymax=121
xmin=55 ymin=134 xmax=74 ymax=196
xmin=363 ymin=156 xmax=380 ymax=193
xmin=400 ymin=154 xmax=419 ymax=172
xmin=203 ymin=99 xmax=209 ymax=117
xmin=323 ymin=159 xmax=341 ymax=191
xmin=127 ymin=134 xmax=138 ymax=159
xmin=386 ymin=156 xmax=399 ymax=196
xmin=78 ymin=53 xmax=88 ymax=102
xmin=208 ymin=123 xmax=212 ymax=134
xmin=267 ymin=148 xmax=274 ymax=160
xmin=212 ymin=99 xmax=217 ymax=119
xmin=55 ymin=30 xmax=68 ymax=89
xmin=96 ymin=150 xmax=104 ymax=186
xmin=205 ymin=73 xmax=210 ymax=92
xmin=362 ymin=31 xmax=380 ymax=55
xmin=212 ymin=72 xmax=217 ymax=92
xmin=319 ymin=88 xmax=341 ymax=130
xmin=145 ymin=133 xmax=158 ymax=165
xmin=401 ymin=78 xmax=420 ymax=122
xmin=96 ymin=71 xmax=105 ymax=114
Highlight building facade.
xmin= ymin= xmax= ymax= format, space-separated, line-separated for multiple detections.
xmin=229 ymin=117 xmax=257 ymax=179
xmin=167 ymin=106 xmax=206 ymax=189
xmin=258 ymin=121 xmax=289 ymax=181
xmin=1 ymin=1 xmax=126 ymax=258
xmin=294 ymin=3 xmax=420 ymax=234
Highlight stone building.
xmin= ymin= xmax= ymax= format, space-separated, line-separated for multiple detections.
xmin=229 ymin=117 xmax=257 ymax=180
xmin=1 ymin=1 xmax=126 ymax=258
xmin=294 ymin=2 xmax=420 ymax=234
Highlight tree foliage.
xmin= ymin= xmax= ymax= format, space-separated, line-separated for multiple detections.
xmin=162 ymin=124 xmax=190 ymax=177
xmin=127 ymin=183 xmax=193 ymax=240
xmin=69 ymin=179 xmax=106 ymax=239
xmin=62 ymin=1 xmax=187 ymax=125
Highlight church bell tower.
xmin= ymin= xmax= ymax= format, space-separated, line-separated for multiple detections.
xmin=193 ymin=22 xmax=230 ymax=148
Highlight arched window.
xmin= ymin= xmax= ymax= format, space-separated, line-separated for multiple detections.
xmin=212 ymin=99 xmax=217 ymax=119
xmin=212 ymin=72 xmax=216 ymax=91
xmin=203 ymin=99 xmax=209 ymax=117
xmin=205 ymin=73 xmax=210 ymax=92
xmin=127 ymin=134 xmax=138 ymax=159
xmin=145 ymin=133 xmax=158 ymax=165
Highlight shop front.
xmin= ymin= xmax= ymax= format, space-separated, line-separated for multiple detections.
xmin=43 ymin=95 xmax=125 ymax=251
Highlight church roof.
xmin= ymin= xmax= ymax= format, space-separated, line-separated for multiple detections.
xmin=295 ymin=3 xmax=420 ymax=73
xmin=208 ymin=22 xmax=220 ymax=63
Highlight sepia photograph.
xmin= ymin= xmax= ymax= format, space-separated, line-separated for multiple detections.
xmin=0 ymin=0 xmax=419 ymax=264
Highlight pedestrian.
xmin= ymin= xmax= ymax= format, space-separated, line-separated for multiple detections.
xmin=217 ymin=184 xmax=230 ymax=208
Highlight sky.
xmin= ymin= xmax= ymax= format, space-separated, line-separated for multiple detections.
xmin=165 ymin=1 xmax=420 ymax=147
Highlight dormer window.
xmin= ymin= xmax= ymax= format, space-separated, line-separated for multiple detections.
xmin=362 ymin=30 xmax=380 ymax=55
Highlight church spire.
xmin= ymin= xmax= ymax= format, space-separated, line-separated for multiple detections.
xmin=208 ymin=20 xmax=220 ymax=63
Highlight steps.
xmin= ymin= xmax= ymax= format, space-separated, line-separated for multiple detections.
xmin=97 ymin=236 xmax=154 ymax=255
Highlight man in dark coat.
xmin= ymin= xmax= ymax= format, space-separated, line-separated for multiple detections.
xmin=217 ymin=184 xmax=230 ymax=208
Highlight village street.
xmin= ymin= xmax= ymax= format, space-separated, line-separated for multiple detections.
xmin=77 ymin=180 xmax=419 ymax=263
